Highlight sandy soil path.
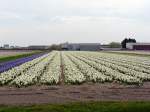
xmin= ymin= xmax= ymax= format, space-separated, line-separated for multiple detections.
xmin=0 ymin=82 xmax=150 ymax=105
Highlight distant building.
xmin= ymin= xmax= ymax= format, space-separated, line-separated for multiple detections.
xmin=10 ymin=46 xmax=15 ymax=49
xmin=126 ymin=43 xmax=150 ymax=50
xmin=3 ymin=44 xmax=9 ymax=49
xmin=61 ymin=43 xmax=101 ymax=51
xmin=28 ymin=45 xmax=49 ymax=50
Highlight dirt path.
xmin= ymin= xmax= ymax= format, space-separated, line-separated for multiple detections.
xmin=59 ymin=51 xmax=65 ymax=85
xmin=1 ymin=82 xmax=150 ymax=105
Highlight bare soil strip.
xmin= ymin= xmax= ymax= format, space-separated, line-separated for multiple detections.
xmin=59 ymin=52 xmax=65 ymax=85
xmin=1 ymin=82 xmax=150 ymax=105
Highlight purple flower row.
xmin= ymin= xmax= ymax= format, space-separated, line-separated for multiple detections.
xmin=0 ymin=53 xmax=45 ymax=73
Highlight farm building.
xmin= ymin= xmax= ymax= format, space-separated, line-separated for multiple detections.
xmin=61 ymin=43 xmax=101 ymax=51
xmin=126 ymin=43 xmax=150 ymax=50
xmin=3 ymin=44 xmax=9 ymax=49
xmin=28 ymin=45 xmax=49 ymax=50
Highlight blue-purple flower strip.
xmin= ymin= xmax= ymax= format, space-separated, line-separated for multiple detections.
xmin=0 ymin=53 xmax=45 ymax=73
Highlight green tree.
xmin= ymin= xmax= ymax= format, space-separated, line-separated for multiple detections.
xmin=121 ymin=38 xmax=136 ymax=48
xmin=109 ymin=42 xmax=121 ymax=48
xmin=48 ymin=44 xmax=61 ymax=51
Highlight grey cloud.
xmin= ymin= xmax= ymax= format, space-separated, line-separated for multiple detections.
xmin=0 ymin=0 xmax=150 ymax=46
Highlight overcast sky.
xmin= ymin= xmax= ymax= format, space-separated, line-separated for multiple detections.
xmin=0 ymin=0 xmax=150 ymax=46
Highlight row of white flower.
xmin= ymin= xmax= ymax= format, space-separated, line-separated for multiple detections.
xmin=67 ymin=52 xmax=141 ymax=84
xmin=0 ymin=53 xmax=49 ymax=85
xmin=0 ymin=51 xmax=61 ymax=87
xmin=92 ymin=55 xmax=150 ymax=74
xmin=0 ymin=51 xmax=149 ymax=86
xmin=88 ymin=52 xmax=150 ymax=74
xmin=62 ymin=52 xmax=86 ymax=84
xmin=108 ymin=51 xmax=150 ymax=56
xmin=76 ymin=52 xmax=150 ymax=81
xmin=40 ymin=52 xmax=61 ymax=85
xmin=65 ymin=53 xmax=112 ymax=82
xmin=92 ymin=54 xmax=150 ymax=73
xmin=11 ymin=52 xmax=57 ymax=87
xmin=101 ymin=52 xmax=150 ymax=66
xmin=76 ymin=51 xmax=150 ymax=67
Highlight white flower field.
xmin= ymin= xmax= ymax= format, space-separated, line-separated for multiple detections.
xmin=0 ymin=51 xmax=150 ymax=87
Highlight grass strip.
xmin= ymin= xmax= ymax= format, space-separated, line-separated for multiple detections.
xmin=0 ymin=102 xmax=150 ymax=112
xmin=0 ymin=51 xmax=43 ymax=63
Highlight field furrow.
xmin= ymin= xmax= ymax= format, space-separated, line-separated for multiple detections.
xmin=0 ymin=51 xmax=150 ymax=87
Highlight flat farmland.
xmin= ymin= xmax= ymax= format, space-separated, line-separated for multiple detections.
xmin=105 ymin=50 xmax=150 ymax=57
xmin=0 ymin=50 xmax=43 ymax=64
xmin=0 ymin=50 xmax=37 ymax=58
xmin=1 ymin=51 xmax=150 ymax=105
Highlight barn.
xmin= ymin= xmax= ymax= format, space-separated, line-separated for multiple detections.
xmin=126 ymin=43 xmax=150 ymax=50
xmin=61 ymin=43 xmax=101 ymax=51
